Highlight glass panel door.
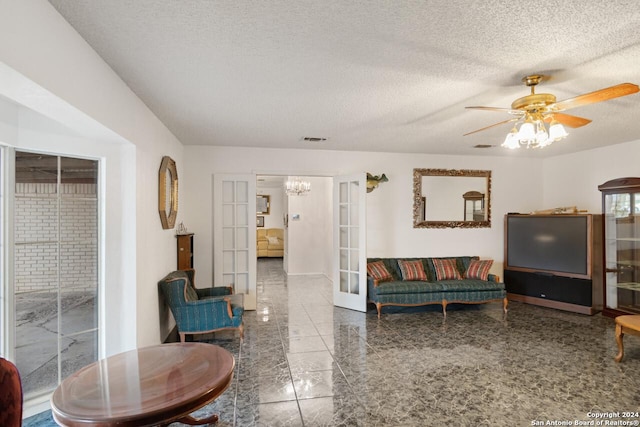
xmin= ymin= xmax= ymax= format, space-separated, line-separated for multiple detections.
xmin=214 ymin=174 xmax=257 ymax=310
xmin=13 ymin=151 xmax=99 ymax=398
xmin=333 ymin=174 xmax=366 ymax=312
xmin=603 ymin=192 xmax=640 ymax=314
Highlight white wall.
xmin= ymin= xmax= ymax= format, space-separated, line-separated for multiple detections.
xmin=287 ymin=177 xmax=332 ymax=275
xmin=183 ymin=146 xmax=544 ymax=280
xmin=542 ymin=140 xmax=640 ymax=213
xmin=0 ymin=2 xmax=185 ymax=354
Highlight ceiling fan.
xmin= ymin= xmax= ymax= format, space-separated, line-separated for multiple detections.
xmin=464 ymin=75 xmax=639 ymax=149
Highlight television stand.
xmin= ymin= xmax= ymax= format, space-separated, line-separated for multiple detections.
xmin=504 ymin=269 xmax=602 ymax=315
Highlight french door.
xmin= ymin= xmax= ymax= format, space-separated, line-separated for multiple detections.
xmin=213 ymin=174 xmax=257 ymax=310
xmin=333 ymin=174 xmax=367 ymax=312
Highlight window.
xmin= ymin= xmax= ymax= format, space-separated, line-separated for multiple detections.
xmin=13 ymin=151 xmax=99 ymax=399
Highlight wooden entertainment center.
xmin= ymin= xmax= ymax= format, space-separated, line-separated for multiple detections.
xmin=503 ymin=214 xmax=603 ymax=315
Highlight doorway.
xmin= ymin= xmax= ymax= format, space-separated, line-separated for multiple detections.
xmin=256 ymin=175 xmax=333 ymax=279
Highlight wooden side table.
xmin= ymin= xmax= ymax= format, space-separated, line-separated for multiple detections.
xmin=51 ymin=343 xmax=234 ymax=426
xmin=614 ymin=315 xmax=640 ymax=362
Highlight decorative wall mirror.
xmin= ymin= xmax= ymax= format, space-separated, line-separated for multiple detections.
xmin=159 ymin=156 xmax=178 ymax=229
xmin=257 ymin=195 xmax=270 ymax=215
xmin=413 ymin=168 xmax=491 ymax=228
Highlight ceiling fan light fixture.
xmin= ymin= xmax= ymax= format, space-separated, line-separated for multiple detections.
xmin=465 ymin=74 xmax=639 ymax=150
xmin=502 ymin=126 xmax=520 ymax=149
xmin=518 ymin=117 xmax=535 ymax=141
xmin=549 ymin=119 xmax=568 ymax=141
xmin=535 ymin=120 xmax=549 ymax=145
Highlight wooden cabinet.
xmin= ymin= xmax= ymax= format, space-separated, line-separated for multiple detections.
xmin=599 ymin=178 xmax=640 ymax=317
xmin=176 ymin=233 xmax=194 ymax=270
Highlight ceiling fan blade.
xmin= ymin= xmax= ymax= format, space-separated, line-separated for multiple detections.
xmin=465 ymin=106 xmax=513 ymax=112
xmin=546 ymin=113 xmax=592 ymax=128
xmin=463 ymin=118 xmax=518 ymax=136
xmin=553 ymin=83 xmax=639 ymax=111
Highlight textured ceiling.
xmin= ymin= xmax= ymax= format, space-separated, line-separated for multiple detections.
xmin=48 ymin=0 xmax=640 ymax=157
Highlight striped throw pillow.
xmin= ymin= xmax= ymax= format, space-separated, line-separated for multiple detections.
xmin=465 ymin=259 xmax=493 ymax=280
xmin=432 ymin=258 xmax=462 ymax=280
xmin=367 ymin=261 xmax=393 ymax=282
xmin=398 ymin=260 xmax=427 ymax=281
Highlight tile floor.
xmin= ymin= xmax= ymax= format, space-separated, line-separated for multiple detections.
xmin=26 ymin=258 xmax=640 ymax=426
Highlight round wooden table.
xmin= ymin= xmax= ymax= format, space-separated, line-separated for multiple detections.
xmin=51 ymin=343 xmax=234 ymax=426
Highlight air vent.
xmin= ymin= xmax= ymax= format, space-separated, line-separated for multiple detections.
xmin=302 ymin=137 xmax=328 ymax=142
xmin=474 ymin=144 xmax=495 ymax=149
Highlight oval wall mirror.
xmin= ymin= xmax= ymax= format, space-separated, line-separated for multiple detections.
xmin=159 ymin=156 xmax=178 ymax=229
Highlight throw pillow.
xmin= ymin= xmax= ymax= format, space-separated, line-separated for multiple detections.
xmin=267 ymin=236 xmax=280 ymax=245
xmin=367 ymin=261 xmax=393 ymax=282
xmin=397 ymin=260 xmax=427 ymax=281
xmin=465 ymin=259 xmax=493 ymax=280
xmin=432 ymin=258 xmax=462 ymax=280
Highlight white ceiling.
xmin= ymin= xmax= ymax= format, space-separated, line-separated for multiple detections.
xmin=48 ymin=0 xmax=640 ymax=157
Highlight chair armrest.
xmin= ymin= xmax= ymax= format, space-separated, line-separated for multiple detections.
xmin=196 ymin=286 xmax=233 ymax=299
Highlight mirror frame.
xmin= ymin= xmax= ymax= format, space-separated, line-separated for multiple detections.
xmin=159 ymin=156 xmax=178 ymax=229
xmin=257 ymin=194 xmax=270 ymax=215
xmin=413 ymin=168 xmax=491 ymax=229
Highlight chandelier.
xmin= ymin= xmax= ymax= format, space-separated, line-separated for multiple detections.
xmin=502 ymin=112 xmax=568 ymax=149
xmin=285 ymin=177 xmax=311 ymax=196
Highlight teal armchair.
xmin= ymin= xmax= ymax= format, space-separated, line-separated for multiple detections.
xmin=158 ymin=270 xmax=244 ymax=342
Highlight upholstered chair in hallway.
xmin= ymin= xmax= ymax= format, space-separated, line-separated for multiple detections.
xmin=158 ymin=269 xmax=244 ymax=342
xmin=0 ymin=357 xmax=23 ymax=427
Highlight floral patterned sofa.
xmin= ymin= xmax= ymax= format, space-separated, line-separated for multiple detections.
xmin=367 ymin=256 xmax=507 ymax=318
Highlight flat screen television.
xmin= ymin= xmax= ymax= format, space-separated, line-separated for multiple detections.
xmin=505 ymin=215 xmax=591 ymax=278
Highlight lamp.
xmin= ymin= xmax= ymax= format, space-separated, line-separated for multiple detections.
xmin=285 ymin=177 xmax=311 ymax=196
xmin=501 ymin=112 xmax=568 ymax=149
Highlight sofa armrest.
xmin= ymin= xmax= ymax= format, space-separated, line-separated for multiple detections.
xmin=367 ymin=275 xmax=380 ymax=288
xmin=196 ymin=286 xmax=233 ymax=299
xmin=488 ymin=274 xmax=500 ymax=283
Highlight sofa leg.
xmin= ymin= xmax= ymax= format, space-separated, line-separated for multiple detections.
xmin=442 ymin=300 xmax=447 ymax=318
xmin=376 ymin=303 xmax=382 ymax=319
xmin=179 ymin=332 xmax=186 ymax=343
xmin=503 ymin=297 xmax=509 ymax=314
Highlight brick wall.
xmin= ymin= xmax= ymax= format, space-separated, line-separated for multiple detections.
xmin=15 ymin=183 xmax=97 ymax=294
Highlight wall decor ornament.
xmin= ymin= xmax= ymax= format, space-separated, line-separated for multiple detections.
xmin=159 ymin=156 xmax=178 ymax=229
xmin=366 ymin=173 xmax=388 ymax=193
